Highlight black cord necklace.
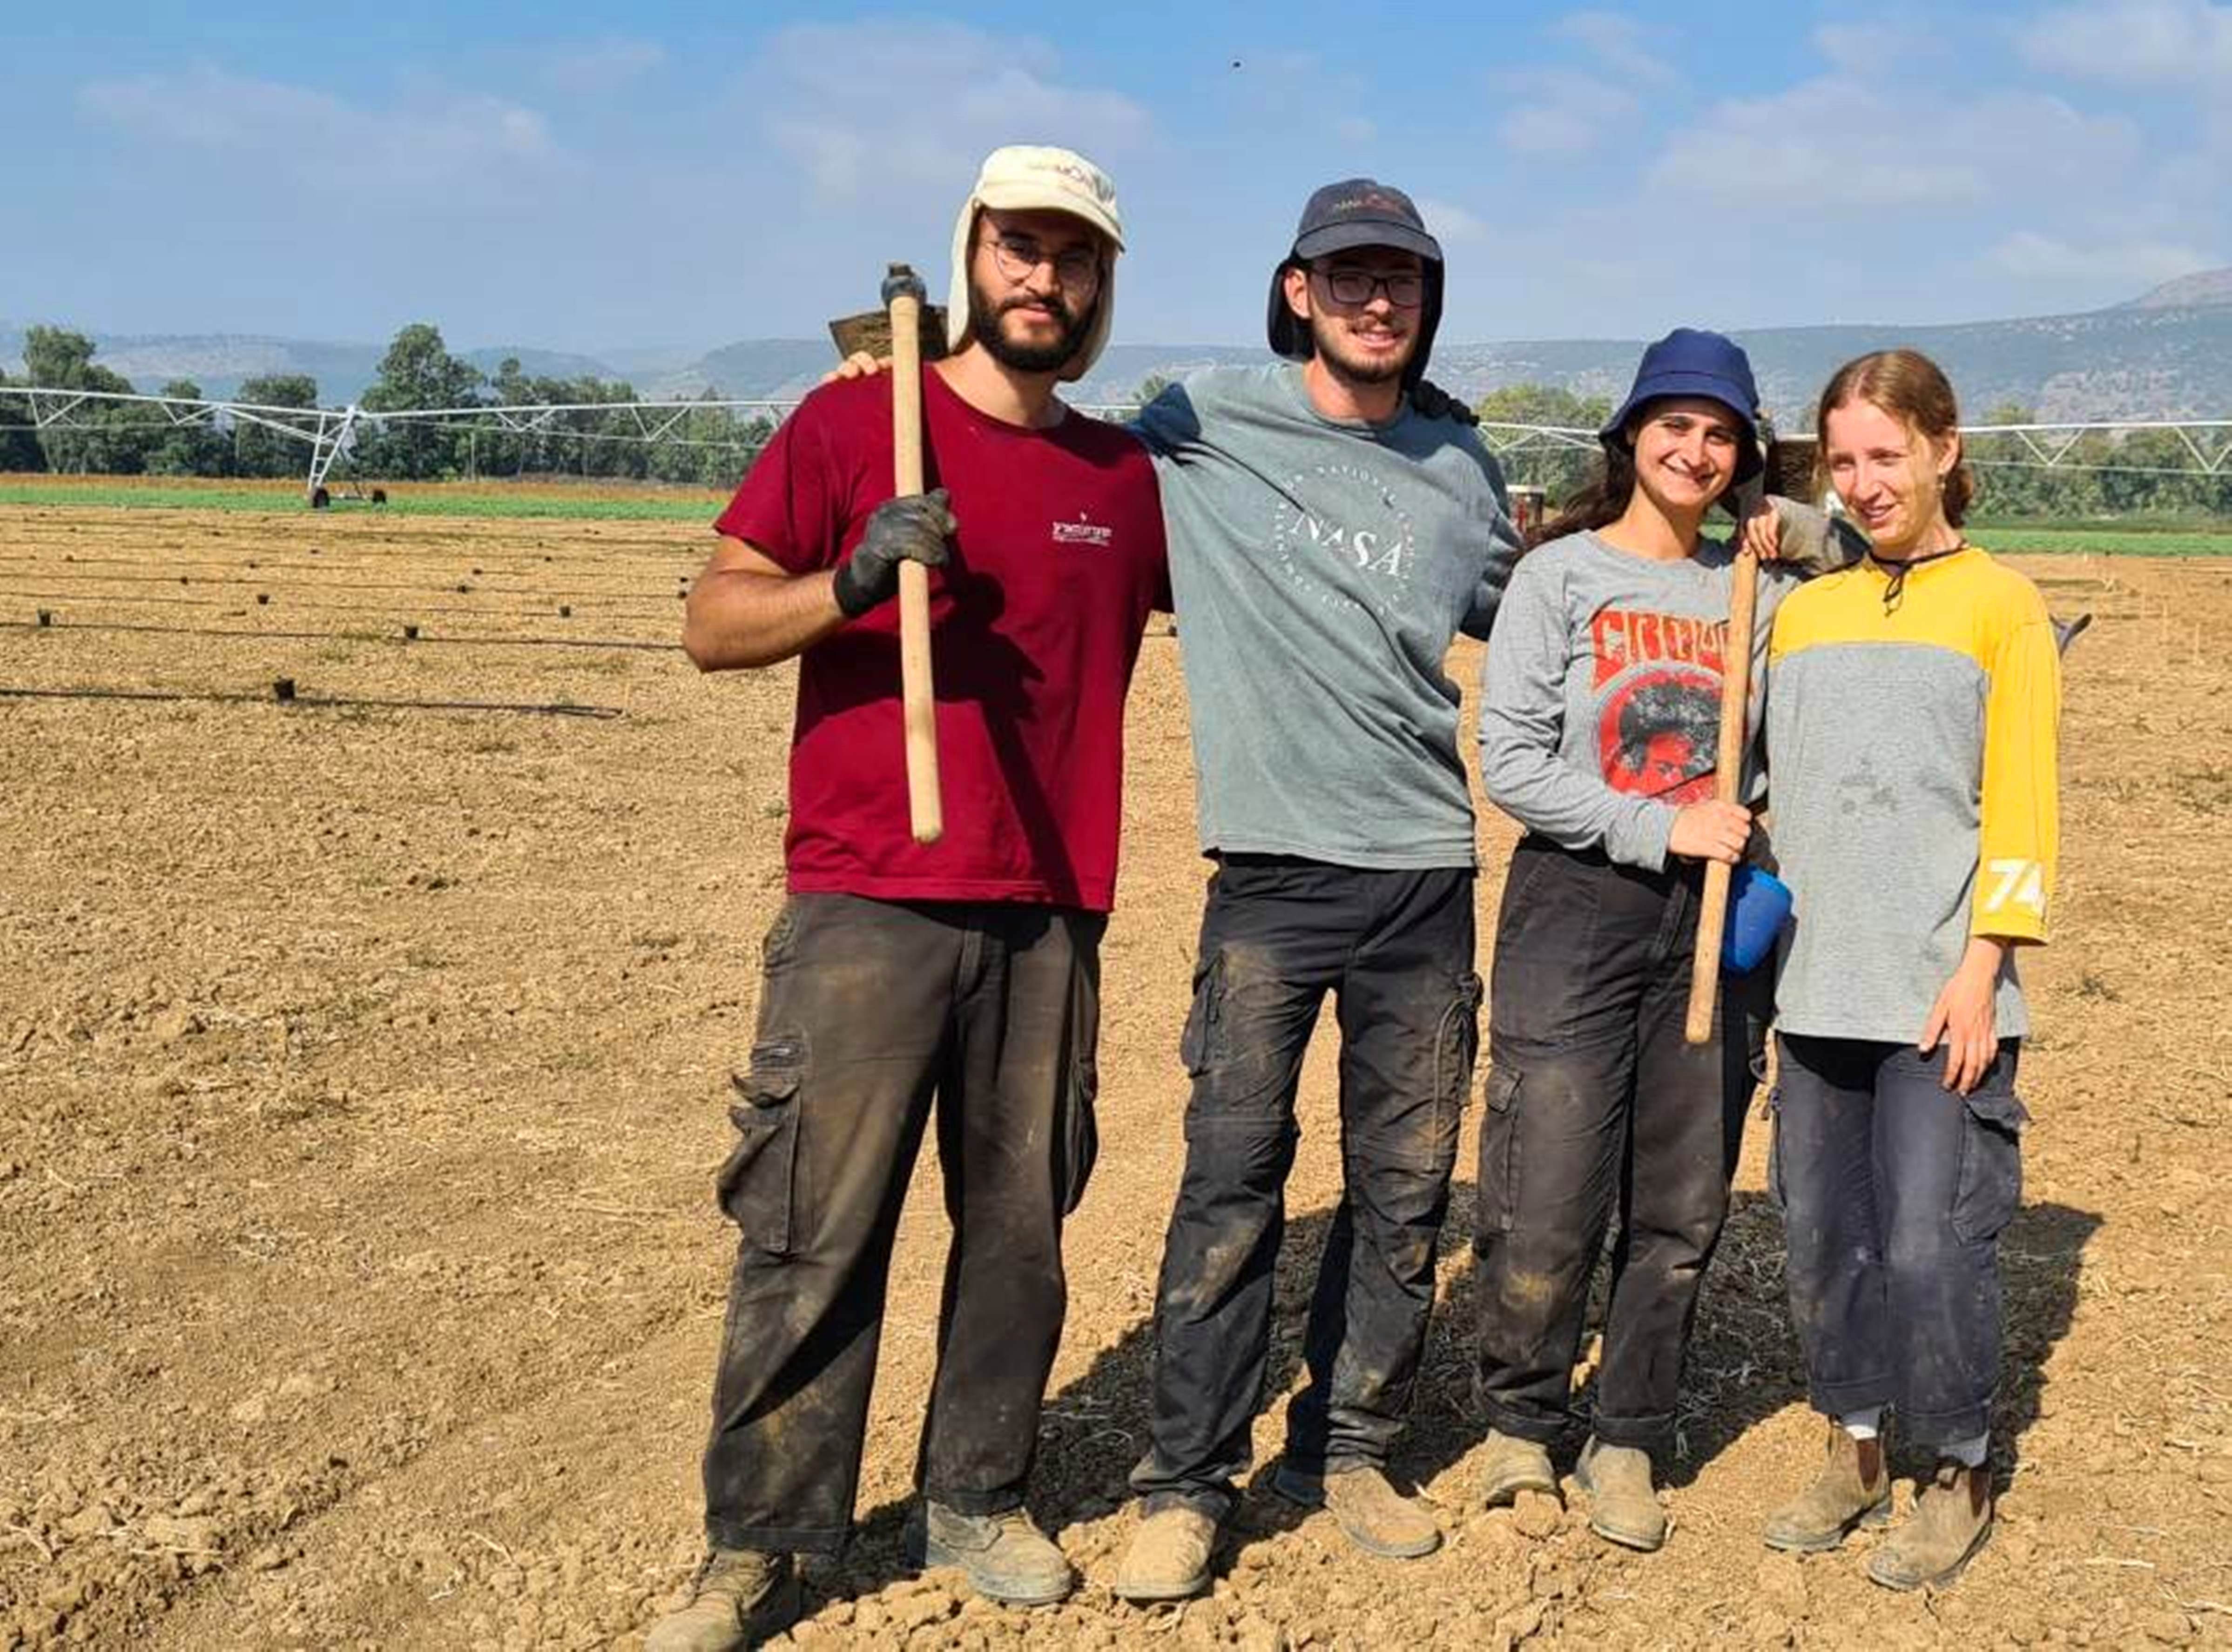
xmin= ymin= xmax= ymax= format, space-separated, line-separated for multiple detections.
xmin=1870 ymin=541 xmax=1968 ymax=613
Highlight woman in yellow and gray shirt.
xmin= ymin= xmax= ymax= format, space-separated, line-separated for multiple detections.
xmin=1759 ymin=349 xmax=2060 ymax=1591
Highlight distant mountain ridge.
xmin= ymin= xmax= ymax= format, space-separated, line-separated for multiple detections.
xmin=8 ymin=267 xmax=2232 ymax=421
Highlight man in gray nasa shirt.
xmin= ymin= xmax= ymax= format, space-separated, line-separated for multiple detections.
xmin=1114 ymin=181 xmax=1520 ymax=1599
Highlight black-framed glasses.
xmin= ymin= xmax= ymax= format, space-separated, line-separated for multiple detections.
xmin=1313 ymin=266 xmax=1425 ymax=309
xmin=982 ymin=231 xmax=1101 ymax=289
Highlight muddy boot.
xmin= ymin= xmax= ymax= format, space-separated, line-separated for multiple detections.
xmin=1867 ymin=1461 xmax=1993 ymax=1591
xmin=643 ymin=1548 xmax=797 ymax=1652
xmin=1763 ymin=1425 xmax=1892 ymax=1553
xmin=1573 ymin=1437 xmax=1667 ymax=1552
xmin=1476 ymin=1429 xmax=1559 ymax=1508
xmin=1111 ymin=1505 xmax=1218 ymax=1603
xmin=907 ymin=1503 xmax=1073 ymax=1606
xmin=1271 ymin=1462 xmax=1442 ymax=1559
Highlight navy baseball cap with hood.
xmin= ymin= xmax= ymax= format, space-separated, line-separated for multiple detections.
xmin=1266 ymin=178 xmax=1444 ymax=391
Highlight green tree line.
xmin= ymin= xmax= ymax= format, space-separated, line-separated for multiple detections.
xmin=7 ymin=328 xmax=2228 ymax=515
xmin=0 ymin=322 xmax=775 ymax=488
xmin=1464 ymin=384 xmax=2232 ymax=521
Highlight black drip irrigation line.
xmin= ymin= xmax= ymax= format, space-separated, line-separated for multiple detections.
xmin=0 ymin=588 xmax=686 ymax=621
xmin=0 ymin=568 xmax=682 ymax=599
xmin=0 ymin=549 xmax=705 ymax=576
xmin=2 ymin=616 xmax=681 ymax=652
xmin=0 ymin=683 xmax=623 ymax=719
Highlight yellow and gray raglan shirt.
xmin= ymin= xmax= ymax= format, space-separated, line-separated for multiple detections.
xmin=1766 ymin=546 xmax=2060 ymax=1044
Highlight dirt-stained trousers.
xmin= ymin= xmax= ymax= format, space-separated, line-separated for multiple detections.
xmin=1770 ymin=1034 xmax=2027 ymax=1445
xmin=699 ymin=893 xmax=1104 ymax=1555
xmin=1472 ymin=836 xmax=1767 ymax=1455
xmin=1130 ymin=856 xmax=1481 ymax=1520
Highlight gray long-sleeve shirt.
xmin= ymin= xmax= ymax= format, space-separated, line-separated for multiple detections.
xmin=1136 ymin=365 xmax=1520 ymax=869
xmin=1477 ymin=511 xmax=1859 ymax=870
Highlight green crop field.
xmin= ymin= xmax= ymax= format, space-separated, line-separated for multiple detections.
xmin=1969 ymin=523 xmax=2232 ymax=557
xmin=3 ymin=477 xmax=2231 ymax=552
xmin=0 ymin=479 xmax=728 ymax=521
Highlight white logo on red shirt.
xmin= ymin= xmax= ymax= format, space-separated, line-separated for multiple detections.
xmin=1052 ymin=510 xmax=1113 ymax=548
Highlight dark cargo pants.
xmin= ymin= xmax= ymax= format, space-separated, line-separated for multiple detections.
xmin=699 ymin=893 xmax=1104 ymax=1554
xmin=1130 ymin=856 xmax=1481 ymax=1519
xmin=1472 ymin=837 xmax=1767 ymax=1454
xmin=1770 ymin=1034 xmax=2027 ymax=1445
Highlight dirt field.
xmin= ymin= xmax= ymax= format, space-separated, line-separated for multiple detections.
xmin=2 ymin=500 xmax=2227 ymax=1651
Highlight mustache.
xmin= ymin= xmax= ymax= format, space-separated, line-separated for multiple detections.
xmin=998 ymin=293 xmax=1075 ymax=326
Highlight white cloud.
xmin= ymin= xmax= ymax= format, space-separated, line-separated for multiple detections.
xmin=1497 ymin=70 xmax=1638 ymax=156
xmin=78 ymin=67 xmax=556 ymax=199
xmin=748 ymin=22 xmax=1150 ymax=206
xmin=538 ymin=37 xmax=666 ymax=94
xmin=1335 ymin=116 xmax=1378 ymax=144
xmin=2019 ymin=0 xmax=2232 ymax=86
xmin=1551 ymin=11 xmax=1676 ymax=84
xmin=1989 ymin=229 xmax=2217 ymax=287
xmin=1647 ymin=79 xmax=2136 ymax=210
xmin=1416 ymin=197 xmax=1489 ymax=243
xmin=1812 ymin=21 xmax=1933 ymax=74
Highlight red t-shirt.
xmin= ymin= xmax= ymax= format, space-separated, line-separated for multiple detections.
xmin=713 ymin=369 xmax=1169 ymax=912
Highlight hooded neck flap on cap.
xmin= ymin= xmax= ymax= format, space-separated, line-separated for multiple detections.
xmin=1263 ymin=178 xmax=1445 ymax=391
xmin=945 ymin=145 xmax=1124 ymax=383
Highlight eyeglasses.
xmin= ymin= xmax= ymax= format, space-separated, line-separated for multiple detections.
xmin=982 ymin=231 xmax=1101 ymax=289
xmin=1313 ymin=266 xmax=1426 ymax=309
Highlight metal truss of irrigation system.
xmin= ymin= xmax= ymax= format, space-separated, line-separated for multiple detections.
xmin=5 ymin=387 xmax=2232 ymax=494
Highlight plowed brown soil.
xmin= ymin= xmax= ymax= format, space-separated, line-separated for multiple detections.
xmin=1 ymin=503 xmax=2226 ymax=1651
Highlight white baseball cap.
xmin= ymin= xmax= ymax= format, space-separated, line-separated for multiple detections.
xmin=947 ymin=145 xmax=1124 ymax=380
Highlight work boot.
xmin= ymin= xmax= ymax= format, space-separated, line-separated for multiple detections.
xmin=643 ymin=1548 xmax=796 ymax=1652
xmin=1762 ymin=1424 xmax=1892 ymax=1553
xmin=1270 ymin=1461 xmax=1442 ymax=1559
xmin=1573 ymin=1437 xmax=1667 ymax=1551
xmin=1476 ymin=1429 xmax=1559 ymax=1508
xmin=1112 ymin=1505 xmax=1218 ymax=1602
xmin=1867 ymin=1460 xmax=1993 ymax=1591
xmin=906 ymin=1502 xmax=1073 ymax=1606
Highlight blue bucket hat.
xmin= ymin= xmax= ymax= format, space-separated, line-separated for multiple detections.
xmin=1599 ymin=328 xmax=1764 ymax=488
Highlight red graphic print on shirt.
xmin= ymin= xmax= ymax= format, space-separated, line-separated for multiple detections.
xmin=1590 ymin=607 xmax=1728 ymax=803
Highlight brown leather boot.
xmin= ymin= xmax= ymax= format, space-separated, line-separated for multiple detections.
xmin=1573 ymin=1437 xmax=1667 ymax=1552
xmin=643 ymin=1549 xmax=797 ymax=1652
xmin=1476 ymin=1429 xmax=1559 ymax=1508
xmin=1272 ymin=1462 xmax=1442 ymax=1559
xmin=1867 ymin=1460 xmax=1993 ymax=1590
xmin=1111 ymin=1506 xmax=1218 ymax=1603
xmin=1762 ymin=1424 xmax=1892 ymax=1553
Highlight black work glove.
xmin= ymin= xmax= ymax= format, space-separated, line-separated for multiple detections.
xmin=1408 ymin=377 xmax=1478 ymax=426
xmin=831 ymin=488 xmax=954 ymax=618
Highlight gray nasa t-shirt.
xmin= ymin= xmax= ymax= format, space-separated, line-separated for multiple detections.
xmin=1134 ymin=365 xmax=1519 ymax=869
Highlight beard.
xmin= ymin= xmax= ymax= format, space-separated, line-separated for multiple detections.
xmin=967 ymin=273 xmax=1097 ymax=374
xmin=1307 ymin=309 xmax=1416 ymax=386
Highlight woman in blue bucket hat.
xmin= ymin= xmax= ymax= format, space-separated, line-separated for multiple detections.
xmin=1468 ymin=329 xmax=1861 ymax=1551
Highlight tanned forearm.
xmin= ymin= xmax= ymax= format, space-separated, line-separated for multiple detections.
xmin=681 ymin=537 xmax=848 ymax=671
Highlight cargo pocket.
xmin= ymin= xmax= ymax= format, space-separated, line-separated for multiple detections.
xmin=1178 ymin=953 xmax=1226 ymax=1076
xmin=716 ymin=1036 xmax=803 ymax=1255
xmin=1434 ymin=973 xmax=1485 ymax=1115
xmin=1951 ymin=1085 xmax=2028 ymax=1243
xmin=1059 ymin=931 xmax=1104 ymax=1216
xmin=1478 ymin=1067 xmax=1522 ymax=1234
xmin=1764 ymin=1087 xmax=1788 ymax=1213
xmin=1059 ymin=1050 xmax=1099 ymax=1217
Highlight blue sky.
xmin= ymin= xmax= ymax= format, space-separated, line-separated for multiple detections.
xmin=5 ymin=0 xmax=2228 ymax=354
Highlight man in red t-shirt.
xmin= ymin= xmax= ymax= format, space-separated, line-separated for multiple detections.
xmin=646 ymin=146 xmax=1168 ymax=1652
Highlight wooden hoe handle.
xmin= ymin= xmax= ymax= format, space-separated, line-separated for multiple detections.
xmin=1684 ymin=548 xmax=1760 ymax=1046
xmin=883 ymin=264 xmax=944 ymax=846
